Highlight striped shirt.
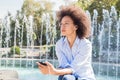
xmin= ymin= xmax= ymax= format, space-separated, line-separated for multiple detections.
xmin=55 ymin=36 xmax=96 ymax=80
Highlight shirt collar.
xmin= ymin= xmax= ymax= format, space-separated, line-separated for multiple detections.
xmin=63 ymin=36 xmax=80 ymax=46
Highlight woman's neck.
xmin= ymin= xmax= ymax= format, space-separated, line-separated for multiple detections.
xmin=67 ymin=34 xmax=77 ymax=48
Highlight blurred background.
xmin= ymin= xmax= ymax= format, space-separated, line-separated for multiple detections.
xmin=0 ymin=0 xmax=120 ymax=80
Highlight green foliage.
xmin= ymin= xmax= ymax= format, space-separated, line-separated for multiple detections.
xmin=33 ymin=32 xmax=37 ymax=40
xmin=21 ymin=0 xmax=53 ymax=45
xmin=1 ymin=0 xmax=54 ymax=47
xmin=75 ymin=0 xmax=94 ymax=10
xmin=10 ymin=46 xmax=20 ymax=55
xmin=75 ymin=0 xmax=120 ymax=22
xmin=21 ymin=0 xmax=53 ymax=26
xmin=75 ymin=0 xmax=120 ymax=60
xmin=115 ymin=0 xmax=120 ymax=15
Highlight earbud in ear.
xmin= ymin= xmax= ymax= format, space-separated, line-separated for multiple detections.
xmin=75 ymin=25 xmax=78 ymax=28
xmin=75 ymin=25 xmax=78 ymax=30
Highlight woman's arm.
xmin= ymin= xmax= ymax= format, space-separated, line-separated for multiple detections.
xmin=56 ymin=41 xmax=70 ymax=68
xmin=37 ymin=62 xmax=73 ymax=75
xmin=53 ymin=67 xmax=73 ymax=75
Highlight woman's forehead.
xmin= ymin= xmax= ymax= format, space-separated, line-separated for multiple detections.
xmin=61 ymin=16 xmax=73 ymax=22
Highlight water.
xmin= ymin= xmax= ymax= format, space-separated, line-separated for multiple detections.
xmin=0 ymin=6 xmax=120 ymax=80
xmin=0 ymin=66 xmax=120 ymax=80
xmin=90 ymin=6 xmax=120 ymax=80
xmin=0 ymin=67 xmax=58 ymax=80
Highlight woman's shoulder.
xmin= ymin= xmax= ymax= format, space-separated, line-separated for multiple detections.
xmin=79 ymin=38 xmax=91 ymax=46
xmin=56 ymin=37 xmax=65 ymax=46
xmin=77 ymin=38 xmax=92 ymax=51
xmin=81 ymin=38 xmax=91 ymax=43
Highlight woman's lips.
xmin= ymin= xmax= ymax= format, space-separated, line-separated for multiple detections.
xmin=61 ymin=30 xmax=65 ymax=32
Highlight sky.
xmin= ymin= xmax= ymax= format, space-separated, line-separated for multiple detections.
xmin=0 ymin=0 xmax=24 ymax=18
xmin=0 ymin=0 xmax=64 ymax=19
xmin=0 ymin=0 xmax=77 ymax=19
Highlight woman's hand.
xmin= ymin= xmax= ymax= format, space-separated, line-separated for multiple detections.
xmin=36 ymin=62 xmax=56 ymax=75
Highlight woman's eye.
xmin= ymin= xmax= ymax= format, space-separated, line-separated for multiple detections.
xmin=64 ymin=23 xmax=69 ymax=25
xmin=59 ymin=23 xmax=69 ymax=26
xmin=65 ymin=23 xmax=68 ymax=24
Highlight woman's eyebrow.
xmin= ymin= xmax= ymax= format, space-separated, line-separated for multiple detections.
xmin=61 ymin=21 xmax=72 ymax=23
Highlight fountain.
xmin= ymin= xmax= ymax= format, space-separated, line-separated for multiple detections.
xmin=89 ymin=6 xmax=120 ymax=80
xmin=0 ymin=6 xmax=120 ymax=80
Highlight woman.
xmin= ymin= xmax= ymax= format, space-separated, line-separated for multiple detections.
xmin=37 ymin=5 xmax=96 ymax=80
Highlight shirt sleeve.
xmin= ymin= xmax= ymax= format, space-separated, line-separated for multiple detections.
xmin=70 ymin=42 xmax=93 ymax=78
xmin=55 ymin=41 xmax=71 ymax=68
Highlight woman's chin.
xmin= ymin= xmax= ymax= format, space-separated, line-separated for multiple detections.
xmin=61 ymin=34 xmax=66 ymax=36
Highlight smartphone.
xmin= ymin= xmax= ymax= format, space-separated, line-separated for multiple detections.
xmin=39 ymin=62 xmax=47 ymax=66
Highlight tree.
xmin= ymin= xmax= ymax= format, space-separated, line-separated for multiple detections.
xmin=75 ymin=0 xmax=94 ymax=10
xmin=21 ymin=0 xmax=53 ymax=45
xmin=75 ymin=0 xmax=119 ymax=22
xmin=115 ymin=0 xmax=120 ymax=16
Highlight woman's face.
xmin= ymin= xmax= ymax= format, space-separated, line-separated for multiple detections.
xmin=60 ymin=16 xmax=77 ymax=37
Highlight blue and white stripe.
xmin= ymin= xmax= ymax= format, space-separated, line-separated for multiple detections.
xmin=55 ymin=36 xmax=96 ymax=80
